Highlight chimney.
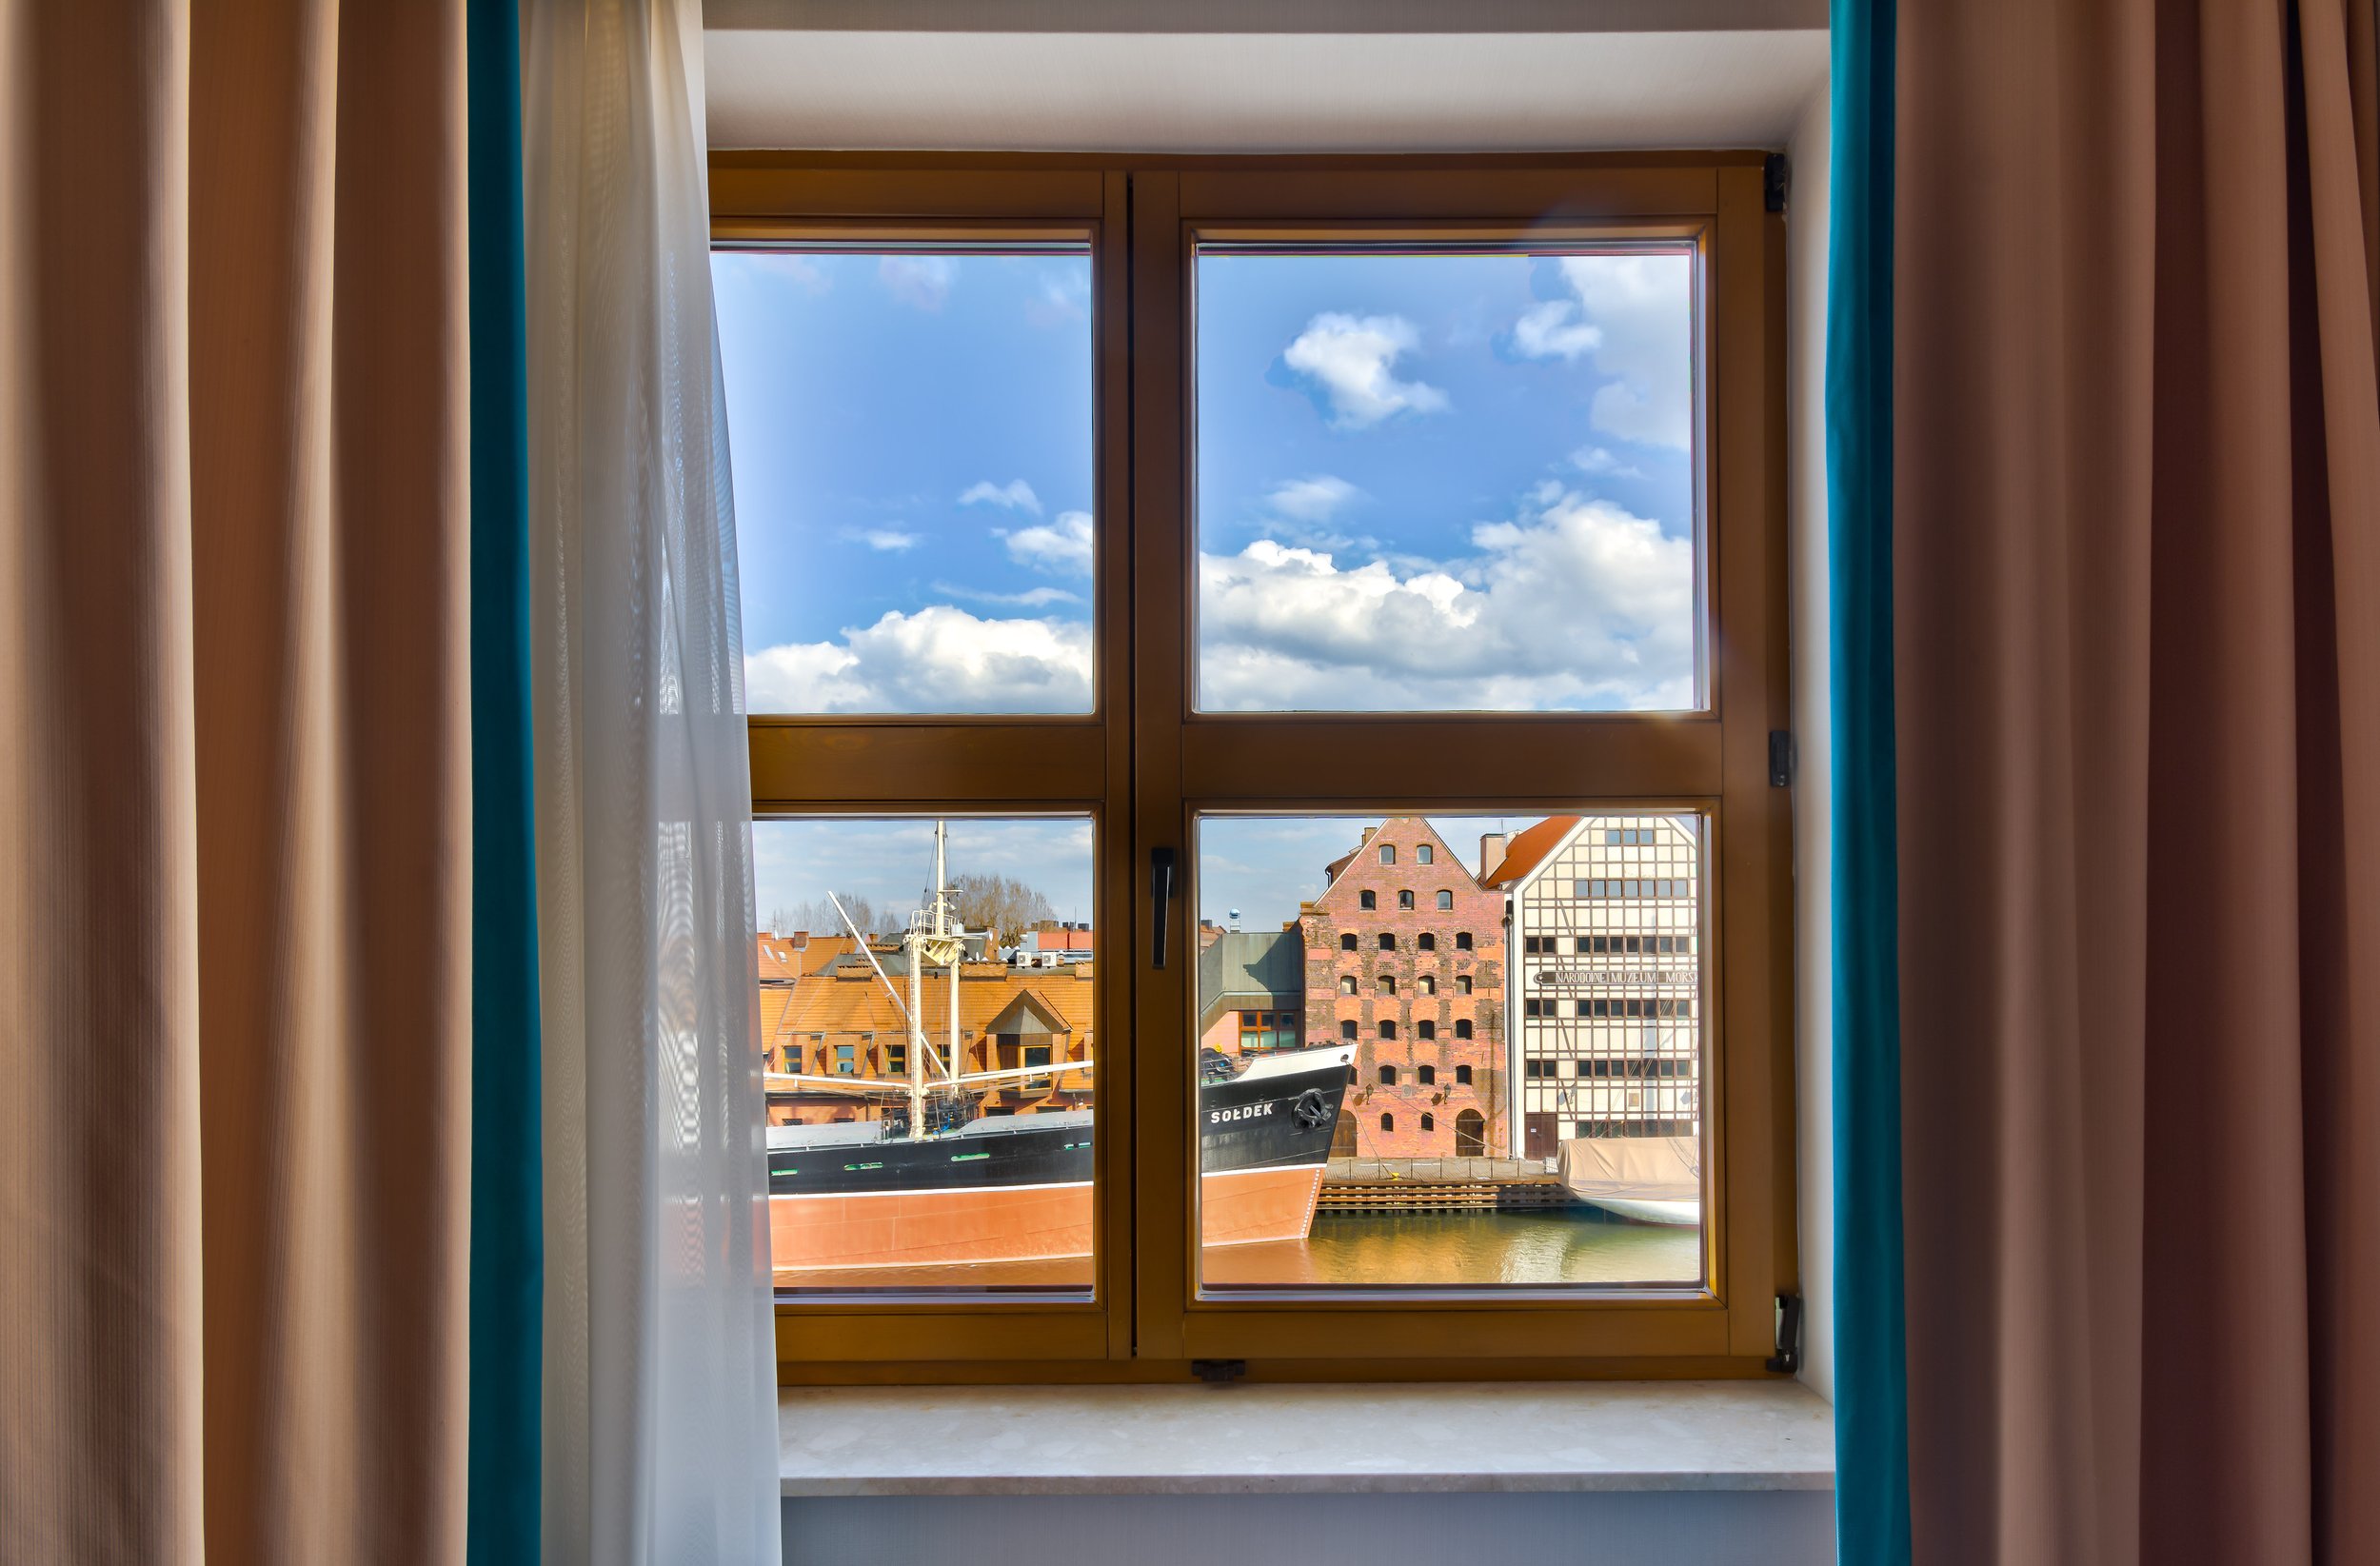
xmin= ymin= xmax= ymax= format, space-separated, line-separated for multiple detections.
xmin=1479 ymin=832 xmax=1508 ymax=880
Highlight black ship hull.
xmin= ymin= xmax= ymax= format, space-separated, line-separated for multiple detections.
xmin=768 ymin=1044 xmax=1354 ymax=1272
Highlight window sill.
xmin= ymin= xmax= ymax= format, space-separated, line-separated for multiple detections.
xmin=780 ymin=1380 xmax=1834 ymax=1497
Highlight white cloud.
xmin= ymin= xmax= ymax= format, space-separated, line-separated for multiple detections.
xmin=931 ymin=582 xmax=1083 ymax=609
xmin=1572 ymin=446 xmax=1645 ymax=479
xmin=998 ymin=510 xmax=1095 ymax=575
xmin=1265 ymin=474 xmax=1360 ymax=523
xmin=849 ymin=527 xmax=920 ymax=552
xmin=959 ymin=479 xmax=1041 ymax=514
xmin=740 ymin=252 xmax=830 ymax=291
xmin=878 ymin=254 xmax=956 ymax=309
xmin=745 ymin=605 xmax=1093 ymax=714
xmin=1026 ymin=267 xmax=1091 ymax=326
xmin=1511 ymin=254 xmax=1694 ymax=449
xmin=1196 ymin=487 xmax=1696 ymax=712
xmin=1280 ymin=313 xmax=1450 ymax=429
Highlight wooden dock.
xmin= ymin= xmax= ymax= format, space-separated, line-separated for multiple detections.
xmin=1318 ymin=1157 xmax=1575 ymax=1214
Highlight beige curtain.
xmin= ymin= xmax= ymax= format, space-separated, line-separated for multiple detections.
xmin=1894 ymin=0 xmax=2379 ymax=1562
xmin=1 ymin=5 xmax=470 ymax=1563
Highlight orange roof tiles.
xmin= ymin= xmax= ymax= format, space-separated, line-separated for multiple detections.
xmin=1480 ymin=815 xmax=1582 ymax=888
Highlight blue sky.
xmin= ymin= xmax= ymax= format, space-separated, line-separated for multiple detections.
xmin=713 ymin=244 xmax=1699 ymax=716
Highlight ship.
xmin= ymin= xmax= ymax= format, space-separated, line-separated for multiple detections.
xmin=765 ymin=823 xmax=1354 ymax=1273
xmin=1557 ymin=1134 xmax=1702 ymax=1226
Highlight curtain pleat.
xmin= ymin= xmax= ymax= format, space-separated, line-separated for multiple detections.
xmin=523 ymin=3 xmax=783 ymax=1563
xmin=1826 ymin=4 xmax=1914 ymax=1563
xmin=2 ymin=3 xmax=473 ymax=1562
xmin=1893 ymin=2 xmax=2380 ymax=1563
xmin=466 ymin=0 xmax=545 ymax=1561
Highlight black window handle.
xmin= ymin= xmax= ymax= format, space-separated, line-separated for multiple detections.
xmin=1150 ymin=846 xmax=1176 ymax=968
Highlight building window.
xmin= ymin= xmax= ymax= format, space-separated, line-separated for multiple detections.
xmin=1378 ymin=975 xmax=1396 ymax=996
xmin=1379 ymin=1113 xmax=1395 ymax=1134
xmin=1455 ymin=1019 xmax=1474 ymax=1040
xmin=1418 ymin=1021 xmax=1436 ymax=1041
xmin=1455 ymin=932 xmax=1473 ymax=951
xmin=885 ymin=1042 xmax=906 ymax=1076
xmin=1378 ymin=1065 xmax=1398 ymax=1085
xmin=1436 ymin=890 xmax=1453 ymax=910
xmin=834 ymin=1043 xmax=856 ymax=1075
xmin=1455 ymin=1064 xmax=1473 ymax=1085
xmin=1457 ymin=976 xmax=1472 ymax=995
xmin=1418 ymin=1063 xmax=1436 ymax=1084
xmin=1340 ymin=1021 xmax=1359 ymax=1041
xmin=1339 ymin=975 xmax=1357 ymax=995
xmin=1379 ymin=1021 xmax=1398 ymax=1040
xmin=1359 ymin=889 xmax=1377 ymax=910
xmin=1379 ymin=843 xmax=1396 ymax=864
xmin=1378 ymin=933 xmax=1396 ymax=951
xmin=1416 ymin=844 xmax=1433 ymax=864
xmin=1418 ymin=932 xmax=1436 ymax=952
xmin=1420 ymin=1113 xmax=1435 ymax=1133
xmin=1340 ymin=932 xmax=1358 ymax=952
xmin=1418 ymin=976 xmax=1435 ymax=995
xmin=1398 ymin=889 xmax=1415 ymax=910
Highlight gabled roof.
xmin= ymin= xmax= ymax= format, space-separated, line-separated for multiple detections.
xmin=1480 ymin=815 xmax=1585 ymax=889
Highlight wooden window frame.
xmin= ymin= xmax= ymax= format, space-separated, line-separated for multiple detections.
xmin=714 ymin=151 xmax=1794 ymax=1386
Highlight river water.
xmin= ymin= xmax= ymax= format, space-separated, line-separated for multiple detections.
xmin=776 ymin=1208 xmax=1701 ymax=1295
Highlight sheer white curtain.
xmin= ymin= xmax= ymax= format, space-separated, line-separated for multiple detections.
xmin=523 ymin=3 xmax=780 ymax=1563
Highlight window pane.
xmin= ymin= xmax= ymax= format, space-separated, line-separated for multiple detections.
xmin=1195 ymin=247 xmax=1700 ymax=712
xmin=1194 ymin=813 xmax=1705 ymax=1290
xmin=756 ymin=815 xmax=1097 ymax=1298
xmin=714 ymin=247 xmax=1095 ymax=714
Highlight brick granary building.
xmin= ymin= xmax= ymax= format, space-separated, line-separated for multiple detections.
xmin=1299 ymin=818 xmax=1507 ymax=1159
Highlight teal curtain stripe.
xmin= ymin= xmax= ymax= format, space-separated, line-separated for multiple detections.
xmin=1826 ymin=1 xmax=1913 ymax=1561
xmin=466 ymin=0 xmax=542 ymax=1561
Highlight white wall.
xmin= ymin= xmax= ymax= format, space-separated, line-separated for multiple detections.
xmin=785 ymin=1492 xmax=1835 ymax=1566
xmin=1785 ymin=77 xmax=1835 ymax=1405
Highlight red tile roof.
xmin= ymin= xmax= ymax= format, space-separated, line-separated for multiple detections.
xmin=1480 ymin=815 xmax=1583 ymax=889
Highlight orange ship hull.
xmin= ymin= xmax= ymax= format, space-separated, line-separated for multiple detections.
xmin=770 ymin=1161 xmax=1326 ymax=1273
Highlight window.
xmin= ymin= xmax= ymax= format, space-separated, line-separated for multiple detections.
xmin=1378 ymin=975 xmax=1396 ymax=996
xmin=1378 ymin=1065 xmax=1398 ymax=1086
xmin=729 ymin=154 xmax=1791 ymax=1381
xmin=1360 ymin=890 xmax=1377 ymax=910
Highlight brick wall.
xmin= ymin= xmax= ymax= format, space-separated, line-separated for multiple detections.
xmin=1299 ymin=818 xmax=1507 ymax=1158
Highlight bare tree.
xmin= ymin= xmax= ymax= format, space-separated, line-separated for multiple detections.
xmin=768 ymin=893 xmax=887 ymax=940
xmin=948 ymin=873 xmax=1056 ymax=947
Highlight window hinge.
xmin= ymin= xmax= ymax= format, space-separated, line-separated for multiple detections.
xmin=1764 ymin=152 xmax=1790 ymax=213
xmin=1191 ymin=1358 xmax=1247 ymax=1385
xmin=1768 ymin=729 xmax=1796 ymax=788
xmin=1765 ymin=1295 xmax=1804 ymax=1375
